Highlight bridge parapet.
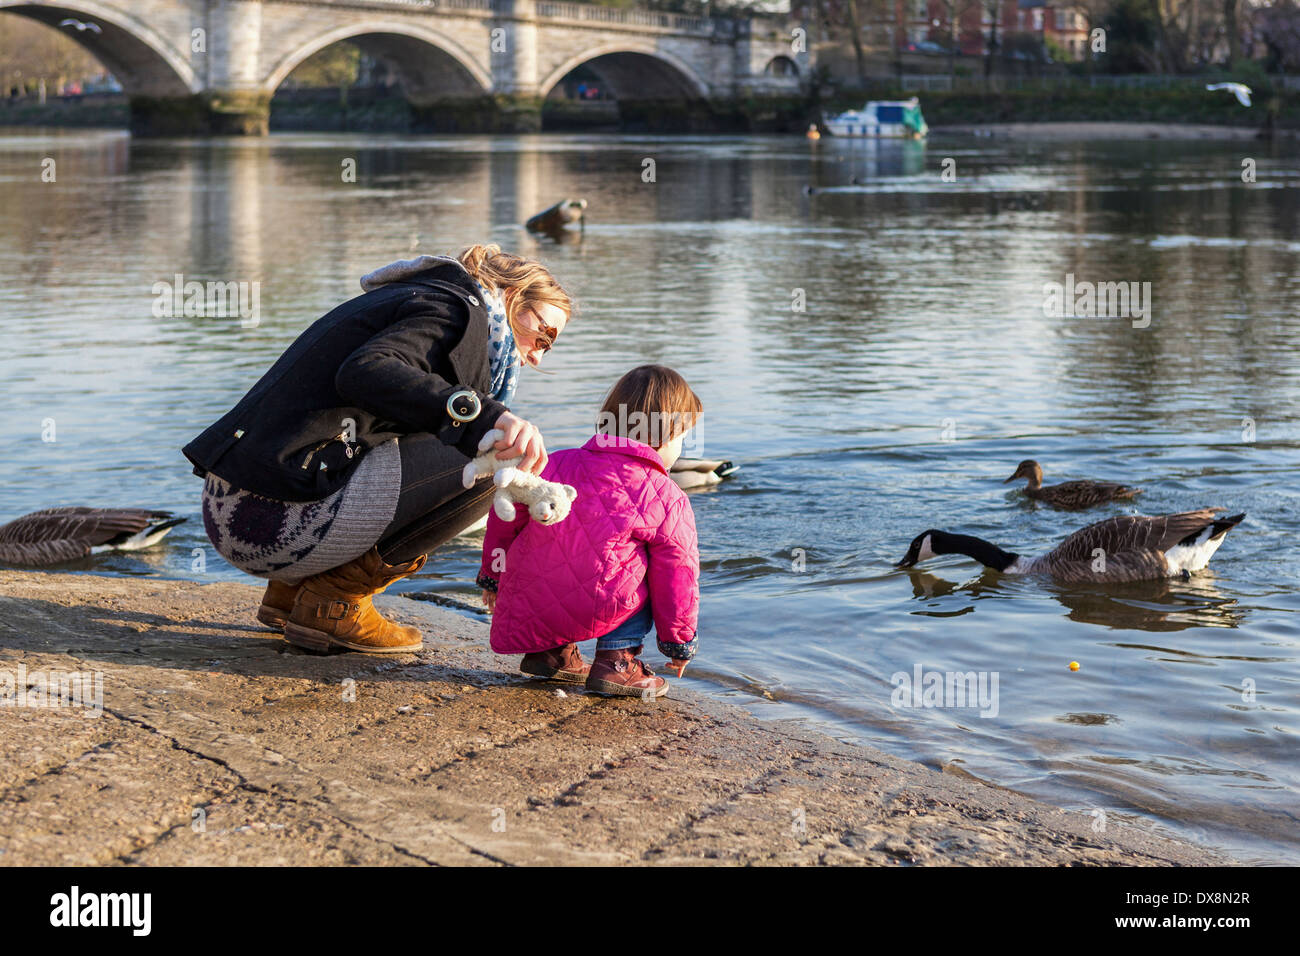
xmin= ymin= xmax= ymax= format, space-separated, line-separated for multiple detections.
xmin=0 ymin=0 xmax=808 ymax=134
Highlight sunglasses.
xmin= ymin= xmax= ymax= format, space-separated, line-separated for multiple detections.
xmin=521 ymin=311 xmax=560 ymax=355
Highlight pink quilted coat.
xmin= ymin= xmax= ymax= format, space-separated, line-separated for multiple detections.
xmin=477 ymin=435 xmax=700 ymax=659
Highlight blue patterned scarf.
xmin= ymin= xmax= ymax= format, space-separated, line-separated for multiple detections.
xmin=474 ymin=280 xmax=520 ymax=407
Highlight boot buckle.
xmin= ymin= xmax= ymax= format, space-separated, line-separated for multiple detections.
xmin=322 ymin=600 xmax=350 ymax=620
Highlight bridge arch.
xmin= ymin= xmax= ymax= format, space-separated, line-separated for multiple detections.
xmin=764 ymin=55 xmax=799 ymax=77
xmin=262 ymin=21 xmax=492 ymax=100
xmin=0 ymin=0 xmax=197 ymax=95
xmin=539 ymin=44 xmax=710 ymax=101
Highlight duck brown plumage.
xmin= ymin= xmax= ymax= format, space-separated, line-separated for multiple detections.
xmin=1004 ymin=459 xmax=1142 ymax=509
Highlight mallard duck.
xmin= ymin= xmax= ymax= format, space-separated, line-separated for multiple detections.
xmin=1004 ymin=459 xmax=1142 ymax=509
xmin=0 ymin=508 xmax=185 ymax=567
xmin=669 ymin=458 xmax=739 ymax=490
xmin=895 ymin=509 xmax=1244 ymax=584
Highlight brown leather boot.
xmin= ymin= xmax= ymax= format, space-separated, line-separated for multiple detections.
xmin=283 ymin=547 xmax=427 ymax=654
xmin=519 ymin=643 xmax=590 ymax=683
xmin=256 ymin=579 xmax=300 ymax=631
xmin=585 ymin=645 xmax=667 ymax=698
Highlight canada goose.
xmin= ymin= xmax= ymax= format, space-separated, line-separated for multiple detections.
xmin=525 ymin=199 xmax=587 ymax=238
xmin=895 ymin=509 xmax=1244 ymax=584
xmin=0 ymin=508 xmax=185 ymax=567
xmin=1004 ymin=459 xmax=1142 ymax=509
xmin=670 ymin=458 xmax=739 ymax=491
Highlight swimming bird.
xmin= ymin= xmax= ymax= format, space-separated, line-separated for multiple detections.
xmin=895 ymin=509 xmax=1244 ymax=584
xmin=525 ymin=199 xmax=587 ymax=238
xmin=1206 ymin=82 xmax=1252 ymax=108
xmin=669 ymin=458 xmax=739 ymax=491
xmin=1004 ymin=459 xmax=1142 ymax=510
xmin=0 ymin=508 xmax=185 ymax=567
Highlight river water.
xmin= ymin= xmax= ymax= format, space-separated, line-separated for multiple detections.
xmin=2 ymin=127 xmax=1297 ymax=863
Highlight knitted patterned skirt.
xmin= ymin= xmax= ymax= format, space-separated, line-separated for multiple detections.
xmin=201 ymin=439 xmax=402 ymax=584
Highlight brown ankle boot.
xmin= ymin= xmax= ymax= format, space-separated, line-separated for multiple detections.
xmin=256 ymin=579 xmax=300 ymax=631
xmin=520 ymin=643 xmax=590 ymax=683
xmin=283 ymin=547 xmax=427 ymax=654
xmin=585 ymin=645 xmax=667 ymax=698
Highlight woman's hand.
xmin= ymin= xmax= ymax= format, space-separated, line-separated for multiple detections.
xmin=492 ymin=410 xmax=547 ymax=475
xmin=481 ymin=590 xmax=497 ymax=613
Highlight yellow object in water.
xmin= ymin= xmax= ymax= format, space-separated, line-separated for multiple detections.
xmin=806 ymin=124 xmax=820 ymax=140
xmin=1069 ymin=661 xmax=1080 ymax=671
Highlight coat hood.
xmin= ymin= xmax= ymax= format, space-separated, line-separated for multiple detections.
xmin=360 ymin=254 xmax=472 ymax=293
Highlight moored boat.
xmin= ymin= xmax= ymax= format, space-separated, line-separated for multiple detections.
xmin=824 ymin=98 xmax=928 ymax=139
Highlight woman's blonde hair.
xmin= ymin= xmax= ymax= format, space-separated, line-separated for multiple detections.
xmin=458 ymin=244 xmax=573 ymax=364
xmin=596 ymin=365 xmax=703 ymax=449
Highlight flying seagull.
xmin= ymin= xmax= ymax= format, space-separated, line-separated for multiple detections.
xmin=59 ymin=18 xmax=102 ymax=34
xmin=1206 ymin=82 xmax=1252 ymax=108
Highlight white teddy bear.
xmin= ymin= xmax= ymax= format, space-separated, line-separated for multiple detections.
xmin=461 ymin=429 xmax=578 ymax=525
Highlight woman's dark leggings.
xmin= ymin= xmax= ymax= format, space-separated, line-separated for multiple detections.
xmin=375 ymin=432 xmax=495 ymax=565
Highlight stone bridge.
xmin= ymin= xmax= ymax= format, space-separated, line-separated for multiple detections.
xmin=0 ymin=0 xmax=808 ymax=133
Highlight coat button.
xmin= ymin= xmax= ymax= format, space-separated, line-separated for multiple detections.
xmin=467 ymin=295 xmax=479 ymax=306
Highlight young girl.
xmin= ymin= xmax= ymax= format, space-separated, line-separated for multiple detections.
xmin=477 ymin=365 xmax=702 ymax=697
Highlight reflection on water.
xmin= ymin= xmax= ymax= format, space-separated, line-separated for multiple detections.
xmin=1055 ymin=579 xmax=1246 ymax=632
xmin=1 ymin=128 xmax=1298 ymax=863
xmin=908 ymin=568 xmax=1246 ymax=631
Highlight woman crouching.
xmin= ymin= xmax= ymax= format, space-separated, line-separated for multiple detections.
xmin=183 ymin=244 xmax=571 ymax=654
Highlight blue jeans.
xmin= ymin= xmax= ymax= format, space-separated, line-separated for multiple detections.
xmin=596 ymin=603 xmax=653 ymax=651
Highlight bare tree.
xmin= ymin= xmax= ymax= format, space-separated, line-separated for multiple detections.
xmin=845 ymin=0 xmax=867 ymax=82
xmin=935 ymin=0 xmax=980 ymax=75
xmin=1258 ymin=0 xmax=1300 ymax=71
xmin=0 ymin=15 xmax=102 ymax=95
xmin=984 ymin=0 xmax=1001 ymax=77
xmin=1223 ymin=0 xmax=1240 ymax=64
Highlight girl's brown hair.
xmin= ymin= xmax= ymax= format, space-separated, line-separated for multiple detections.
xmin=457 ymin=243 xmax=573 ymax=365
xmin=597 ymin=365 xmax=703 ymax=448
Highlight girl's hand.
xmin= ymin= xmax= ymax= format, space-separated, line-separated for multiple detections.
xmin=481 ymin=589 xmax=497 ymax=613
xmin=492 ymin=411 xmax=547 ymax=475
xmin=665 ymin=659 xmax=689 ymax=678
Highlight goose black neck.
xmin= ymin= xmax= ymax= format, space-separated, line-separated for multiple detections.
xmin=932 ymin=531 xmax=1019 ymax=571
